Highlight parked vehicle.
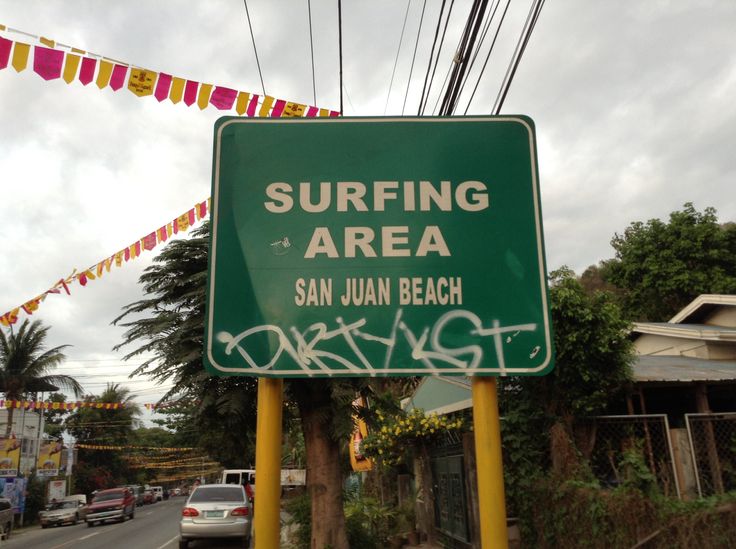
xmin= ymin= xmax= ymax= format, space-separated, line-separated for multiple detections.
xmin=85 ymin=488 xmax=135 ymax=527
xmin=125 ymin=485 xmax=145 ymax=507
xmin=0 ymin=498 xmax=13 ymax=540
xmin=179 ymin=484 xmax=251 ymax=549
xmin=143 ymin=488 xmax=154 ymax=504
xmin=39 ymin=499 xmax=87 ymax=528
xmin=151 ymin=485 xmax=164 ymax=502
xmin=61 ymin=494 xmax=87 ymax=506
xmin=221 ymin=469 xmax=255 ymax=501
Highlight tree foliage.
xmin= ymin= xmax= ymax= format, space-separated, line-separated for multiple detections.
xmin=112 ymin=222 xmax=258 ymax=467
xmin=500 ymin=268 xmax=634 ymax=515
xmin=65 ymin=383 xmax=142 ymax=494
xmin=0 ymin=319 xmax=81 ymax=435
xmin=603 ymin=203 xmax=736 ymax=321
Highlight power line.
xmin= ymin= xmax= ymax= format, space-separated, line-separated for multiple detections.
xmin=402 ymin=0 xmax=428 ymax=116
xmin=463 ymin=0 xmax=511 ymax=114
xmin=431 ymin=61 xmax=454 ymax=115
xmin=493 ymin=0 xmax=546 ymax=114
xmin=440 ymin=0 xmax=490 ymax=115
xmin=455 ymin=0 xmax=501 ymax=111
xmin=243 ymin=0 xmax=266 ymax=96
xmin=384 ymin=0 xmax=412 ymax=115
xmin=417 ymin=0 xmax=449 ymax=115
xmin=307 ymin=0 xmax=317 ymax=105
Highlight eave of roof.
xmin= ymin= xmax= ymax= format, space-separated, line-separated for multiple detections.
xmin=633 ymin=355 xmax=736 ymax=383
xmin=633 ymin=322 xmax=736 ymax=341
xmin=668 ymin=294 xmax=736 ymax=324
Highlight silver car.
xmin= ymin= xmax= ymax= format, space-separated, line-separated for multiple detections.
xmin=179 ymin=484 xmax=252 ymax=549
xmin=39 ymin=500 xmax=86 ymax=528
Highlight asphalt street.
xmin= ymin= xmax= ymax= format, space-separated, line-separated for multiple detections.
xmin=3 ymin=498 xmax=248 ymax=549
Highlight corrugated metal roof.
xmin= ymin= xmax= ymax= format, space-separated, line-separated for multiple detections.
xmin=633 ymin=355 xmax=736 ymax=382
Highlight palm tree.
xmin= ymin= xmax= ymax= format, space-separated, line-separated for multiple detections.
xmin=0 ymin=319 xmax=83 ymax=436
xmin=65 ymin=383 xmax=142 ymax=446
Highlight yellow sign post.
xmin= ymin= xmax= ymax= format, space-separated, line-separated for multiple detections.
xmin=253 ymin=378 xmax=284 ymax=549
xmin=472 ymin=377 xmax=508 ymax=549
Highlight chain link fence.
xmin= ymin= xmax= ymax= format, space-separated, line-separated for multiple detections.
xmin=686 ymin=412 xmax=736 ymax=497
xmin=580 ymin=414 xmax=680 ymax=498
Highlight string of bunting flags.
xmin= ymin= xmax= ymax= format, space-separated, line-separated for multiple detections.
xmin=152 ymin=469 xmax=221 ymax=483
xmin=0 ymin=399 xmax=186 ymax=412
xmin=129 ymin=461 xmax=220 ymax=470
xmin=0 ymin=24 xmax=339 ymax=118
xmin=76 ymin=443 xmax=196 ymax=451
xmin=0 ymin=198 xmax=210 ymax=328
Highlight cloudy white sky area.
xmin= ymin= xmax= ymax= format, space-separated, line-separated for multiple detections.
xmin=1 ymin=1 xmax=735 ymax=424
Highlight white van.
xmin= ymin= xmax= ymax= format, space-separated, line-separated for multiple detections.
xmin=151 ymin=486 xmax=164 ymax=502
xmin=61 ymin=494 xmax=87 ymax=506
xmin=221 ymin=469 xmax=255 ymax=497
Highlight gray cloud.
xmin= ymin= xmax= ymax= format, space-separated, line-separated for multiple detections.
xmin=1 ymin=1 xmax=735 ymax=403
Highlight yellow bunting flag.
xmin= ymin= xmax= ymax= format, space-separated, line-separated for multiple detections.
xmin=318 ymin=108 xmax=330 ymax=117
xmin=169 ymin=76 xmax=185 ymax=103
xmin=96 ymin=60 xmax=113 ymax=89
xmin=235 ymin=92 xmax=250 ymax=115
xmin=176 ymin=213 xmax=190 ymax=232
xmin=197 ymin=83 xmax=213 ymax=110
xmin=63 ymin=53 xmax=80 ymax=83
xmin=12 ymin=42 xmax=30 ymax=72
xmin=128 ymin=68 xmax=157 ymax=97
xmin=282 ymin=102 xmax=306 ymax=118
xmin=259 ymin=95 xmax=275 ymax=117
xmin=39 ymin=36 xmax=55 ymax=48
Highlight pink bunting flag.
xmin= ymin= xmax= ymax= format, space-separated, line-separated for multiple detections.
xmin=79 ymin=57 xmax=96 ymax=85
xmin=197 ymin=200 xmax=208 ymax=220
xmin=142 ymin=232 xmax=157 ymax=251
xmin=0 ymin=37 xmax=11 ymax=70
xmin=210 ymin=86 xmax=237 ymax=110
xmin=155 ymin=72 xmax=172 ymax=102
xmin=271 ymin=99 xmax=286 ymax=117
xmin=329 ymin=110 xmax=340 ymax=117
xmin=183 ymin=80 xmax=198 ymax=106
xmin=109 ymin=63 xmax=128 ymax=91
xmin=33 ymin=46 xmax=64 ymax=80
xmin=246 ymin=94 xmax=259 ymax=117
xmin=306 ymin=106 xmax=319 ymax=117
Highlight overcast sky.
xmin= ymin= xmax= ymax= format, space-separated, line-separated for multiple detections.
xmin=1 ymin=1 xmax=735 ymax=418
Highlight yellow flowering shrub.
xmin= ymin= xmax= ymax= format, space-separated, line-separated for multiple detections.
xmin=362 ymin=408 xmax=466 ymax=467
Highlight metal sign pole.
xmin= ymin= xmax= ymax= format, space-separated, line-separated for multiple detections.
xmin=472 ymin=377 xmax=508 ymax=549
xmin=253 ymin=378 xmax=283 ymax=548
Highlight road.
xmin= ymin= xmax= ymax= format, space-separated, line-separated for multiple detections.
xmin=4 ymin=498 xmax=248 ymax=549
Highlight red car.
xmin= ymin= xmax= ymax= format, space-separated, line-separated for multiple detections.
xmin=85 ymin=488 xmax=136 ymax=527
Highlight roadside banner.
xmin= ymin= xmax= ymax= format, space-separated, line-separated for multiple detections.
xmin=0 ymin=435 xmax=21 ymax=476
xmin=0 ymin=477 xmax=26 ymax=513
xmin=48 ymin=479 xmax=66 ymax=501
xmin=37 ymin=440 xmax=63 ymax=476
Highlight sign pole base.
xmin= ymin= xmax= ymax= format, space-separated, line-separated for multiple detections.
xmin=472 ymin=377 xmax=508 ymax=549
xmin=253 ymin=377 xmax=284 ymax=549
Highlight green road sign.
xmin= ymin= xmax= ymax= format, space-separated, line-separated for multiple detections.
xmin=205 ymin=116 xmax=553 ymax=378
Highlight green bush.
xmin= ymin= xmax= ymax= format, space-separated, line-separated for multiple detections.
xmin=517 ymin=478 xmax=736 ymax=549
xmin=23 ymin=477 xmax=47 ymax=525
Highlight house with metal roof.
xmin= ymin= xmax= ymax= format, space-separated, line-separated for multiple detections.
xmin=403 ymin=294 xmax=736 ymax=540
xmin=628 ymin=294 xmax=736 ymax=419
